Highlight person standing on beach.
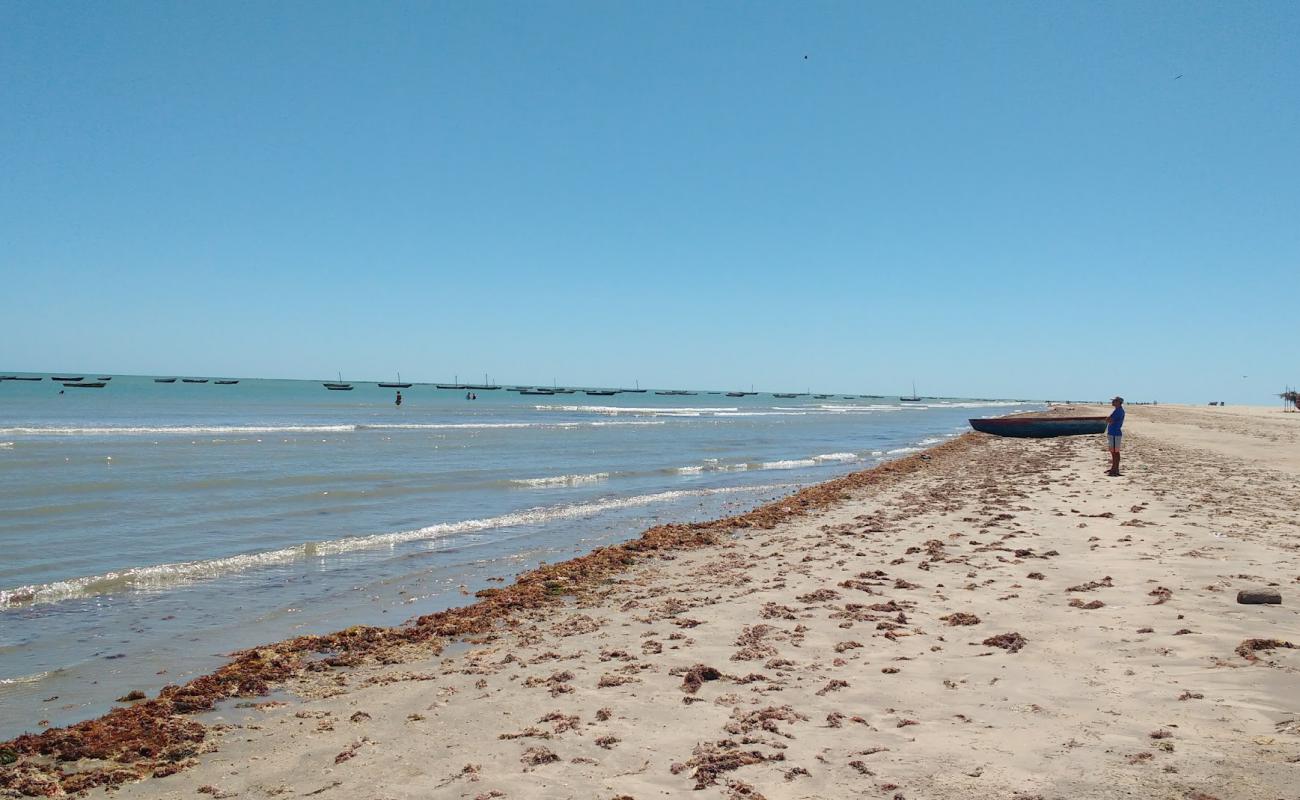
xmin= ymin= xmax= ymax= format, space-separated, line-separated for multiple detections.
xmin=1106 ymin=396 xmax=1125 ymax=476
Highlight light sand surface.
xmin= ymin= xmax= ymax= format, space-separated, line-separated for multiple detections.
xmin=31 ymin=406 xmax=1300 ymax=799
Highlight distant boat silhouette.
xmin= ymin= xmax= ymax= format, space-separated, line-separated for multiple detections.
xmin=726 ymin=391 xmax=746 ymax=397
xmin=154 ymin=378 xmax=177 ymax=383
xmin=900 ymin=381 xmax=921 ymax=402
xmin=98 ymin=377 xmax=112 ymax=381
xmin=52 ymin=376 xmax=83 ymax=382
xmin=214 ymin=380 xmax=239 ymax=385
xmin=584 ymin=390 xmax=619 ymax=396
xmin=378 ymin=372 xmax=411 ymax=388
xmin=773 ymin=393 xmax=798 ymax=398
xmin=518 ymin=389 xmax=555 ymax=395
xmin=3 ymin=376 xmax=42 ymax=381
xmin=183 ymin=378 xmax=209 ymax=384
xmin=323 ymin=372 xmax=352 ymax=390
xmin=65 ymin=381 xmax=107 ymax=388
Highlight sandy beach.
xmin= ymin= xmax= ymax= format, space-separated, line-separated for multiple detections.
xmin=4 ymin=403 xmax=1298 ymax=799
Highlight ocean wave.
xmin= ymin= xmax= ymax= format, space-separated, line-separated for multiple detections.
xmin=759 ymin=459 xmax=818 ymax=470
xmin=813 ymin=452 xmax=858 ymax=462
xmin=0 ymin=425 xmax=359 ymax=436
xmin=0 ymin=420 xmax=669 ymax=437
xmin=509 ymin=472 xmax=610 ymax=487
xmin=0 ymin=483 xmax=794 ymax=608
xmin=534 ymin=405 xmax=736 ymax=417
xmin=886 ymin=447 xmax=922 ymax=455
xmin=0 ymin=442 xmax=13 ymax=449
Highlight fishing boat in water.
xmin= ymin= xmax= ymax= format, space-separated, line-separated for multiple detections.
xmin=64 ymin=381 xmax=107 ymax=388
xmin=378 ymin=372 xmax=412 ymax=388
xmin=154 ymin=378 xmax=177 ymax=383
xmin=3 ymin=376 xmax=42 ymax=381
xmin=725 ymin=391 xmax=746 ymax=397
xmin=772 ymin=393 xmax=798 ymax=398
xmin=900 ymin=381 xmax=921 ymax=402
xmin=518 ymin=389 xmax=555 ymax=395
xmin=182 ymin=378 xmax=209 ymax=384
xmin=52 ymin=376 xmax=83 ymax=382
xmin=323 ymin=372 xmax=352 ymax=390
xmin=968 ymin=416 xmax=1106 ymax=438
xmin=584 ymin=390 xmax=618 ymax=396
xmin=214 ymin=380 xmax=239 ymax=385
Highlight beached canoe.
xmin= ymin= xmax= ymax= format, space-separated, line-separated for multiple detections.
xmin=969 ymin=416 xmax=1107 ymax=438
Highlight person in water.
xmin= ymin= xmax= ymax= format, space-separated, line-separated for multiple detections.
xmin=395 ymin=391 xmax=402 ymax=406
xmin=1106 ymin=396 xmax=1125 ymax=476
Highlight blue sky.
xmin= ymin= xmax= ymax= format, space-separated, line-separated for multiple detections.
xmin=2 ymin=1 xmax=1296 ymax=402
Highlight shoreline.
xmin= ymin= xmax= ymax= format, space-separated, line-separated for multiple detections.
xmin=3 ymin=404 xmax=1298 ymax=798
xmin=0 ymin=429 xmax=978 ymax=796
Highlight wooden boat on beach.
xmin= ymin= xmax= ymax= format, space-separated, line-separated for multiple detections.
xmin=968 ymin=416 xmax=1106 ymax=438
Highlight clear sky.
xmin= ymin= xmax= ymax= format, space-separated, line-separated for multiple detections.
xmin=2 ymin=1 xmax=1296 ymax=402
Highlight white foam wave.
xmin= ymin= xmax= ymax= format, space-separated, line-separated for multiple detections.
xmin=0 ymin=420 xmax=668 ymax=437
xmin=813 ymin=452 xmax=858 ymax=462
xmin=0 ymin=425 xmax=358 ymax=436
xmin=918 ymin=437 xmax=943 ymax=445
xmin=535 ymin=405 xmax=737 ymax=417
xmin=510 ymin=472 xmax=609 ymax=487
xmin=0 ymin=483 xmax=793 ymax=607
xmin=675 ymin=465 xmax=705 ymax=474
xmin=0 ymin=442 xmax=13 ymax=449
xmin=760 ymin=459 xmax=818 ymax=470
xmin=886 ymin=447 xmax=922 ymax=455
xmin=0 ymin=670 xmax=53 ymax=687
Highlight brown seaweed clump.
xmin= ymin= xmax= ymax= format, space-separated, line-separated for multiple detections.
xmin=680 ymin=665 xmax=724 ymax=694
xmin=0 ymin=435 xmax=978 ymax=796
xmin=941 ymin=612 xmax=981 ymax=626
xmin=982 ymin=632 xmax=1028 ymax=653
xmin=1235 ymin=638 xmax=1295 ymax=662
xmin=670 ymin=740 xmax=784 ymax=790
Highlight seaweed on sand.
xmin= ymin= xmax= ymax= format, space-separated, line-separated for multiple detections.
xmin=0 ymin=437 xmax=976 ymax=795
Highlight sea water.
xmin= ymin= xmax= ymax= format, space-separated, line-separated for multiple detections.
xmin=0 ymin=375 xmax=1038 ymax=737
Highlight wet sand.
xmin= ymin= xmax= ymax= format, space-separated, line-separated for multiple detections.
xmin=5 ymin=404 xmax=1298 ymax=799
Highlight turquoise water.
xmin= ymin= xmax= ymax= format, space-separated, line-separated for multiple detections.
xmin=0 ymin=374 xmax=1038 ymax=737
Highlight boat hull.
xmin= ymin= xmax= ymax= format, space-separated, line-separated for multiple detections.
xmin=969 ymin=417 xmax=1106 ymax=438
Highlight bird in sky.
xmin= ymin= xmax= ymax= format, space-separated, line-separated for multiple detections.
xmin=1175 ymin=74 xmax=1183 ymax=79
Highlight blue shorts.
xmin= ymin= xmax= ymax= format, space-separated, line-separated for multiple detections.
xmin=1107 ymin=434 xmax=1122 ymax=451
